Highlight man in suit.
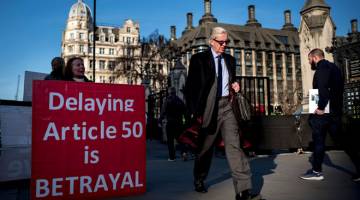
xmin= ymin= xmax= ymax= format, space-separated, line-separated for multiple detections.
xmin=300 ymin=48 xmax=360 ymax=182
xmin=184 ymin=27 xmax=259 ymax=200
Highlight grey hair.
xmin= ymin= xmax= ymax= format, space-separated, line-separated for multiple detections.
xmin=209 ymin=27 xmax=228 ymax=42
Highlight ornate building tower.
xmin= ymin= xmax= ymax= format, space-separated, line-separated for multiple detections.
xmin=62 ymin=0 xmax=92 ymax=65
xmin=61 ymin=0 xmax=169 ymax=92
xmin=299 ymin=0 xmax=336 ymax=106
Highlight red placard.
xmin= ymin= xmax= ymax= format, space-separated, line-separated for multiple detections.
xmin=31 ymin=81 xmax=146 ymax=199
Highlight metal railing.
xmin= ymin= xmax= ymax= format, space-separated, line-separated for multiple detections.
xmin=236 ymin=76 xmax=271 ymax=116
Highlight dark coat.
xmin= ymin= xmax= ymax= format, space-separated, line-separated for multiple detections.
xmin=44 ymin=70 xmax=63 ymax=80
xmin=162 ymin=94 xmax=186 ymax=123
xmin=63 ymin=76 xmax=92 ymax=82
xmin=184 ymin=48 xmax=236 ymax=129
xmin=313 ymin=59 xmax=344 ymax=115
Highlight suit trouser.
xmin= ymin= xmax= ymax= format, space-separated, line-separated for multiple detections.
xmin=166 ymin=120 xmax=187 ymax=160
xmin=194 ymin=98 xmax=252 ymax=194
xmin=166 ymin=121 xmax=177 ymax=160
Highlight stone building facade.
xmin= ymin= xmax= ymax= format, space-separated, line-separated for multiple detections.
xmin=172 ymin=0 xmax=304 ymax=114
xmin=299 ymin=0 xmax=336 ymax=106
xmin=61 ymin=0 xmax=169 ymax=94
xmin=333 ymin=19 xmax=360 ymax=118
xmin=170 ymin=0 xmax=345 ymax=114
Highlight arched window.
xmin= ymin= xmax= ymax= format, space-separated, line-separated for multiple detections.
xmin=79 ymin=45 xmax=84 ymax=53
xmin=68 ymin=45 xmax=73 ymax=53
xmin=109 ymin=36 xmax=114 ymax=43
xmin=100 ymin=35 xmax=105 ymax=42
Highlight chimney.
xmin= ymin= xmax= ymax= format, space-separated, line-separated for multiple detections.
xmin=248 ymin=5 xmax=255 ymax=21
xmin=246 ymin=5 xmax=261 ymax=27
xmin=199 ymin=0 xmax=217 ymax=25
xmin=285 ymin=10 xmax=291 ymax=25
xmin=205 ymin=0 xmax=211 ymax=15
xmin=170 ymin=26 xmax=176 ymax=41
xmin=282 ymin=10 xmax=297 ymax=31
xmin=351 ymin=19 xmax=358 ymax=33
xmin=187 ymin=13 xmax=194 ymax=30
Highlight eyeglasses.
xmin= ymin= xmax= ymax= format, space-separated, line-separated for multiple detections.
xmin=213 ymin=39 xmax=230 ymax=46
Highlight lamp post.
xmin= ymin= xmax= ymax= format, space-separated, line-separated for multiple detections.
xmin=92 ymin=0 xmax=96 ymax=81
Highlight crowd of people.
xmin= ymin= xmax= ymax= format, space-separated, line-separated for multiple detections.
xmin=47 ymin=27 xmax=359 ymax=200
xmin=158 ymin=27 xmax=359 ymax=200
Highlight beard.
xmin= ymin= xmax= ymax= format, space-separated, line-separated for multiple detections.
xmin=311 ymin=61 xmax=317 ymax=70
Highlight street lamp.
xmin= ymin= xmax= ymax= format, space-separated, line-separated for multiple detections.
xmin=92 ymin=0 xmax=96 ymax=82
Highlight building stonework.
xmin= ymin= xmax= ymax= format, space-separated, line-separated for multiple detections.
xmin=333 ymin=19 xmax=360 ymax=118
xmin=61 ymin=0 xmax=169 ymax=94
xmin=60 ymin=0 xmax=357 ymax=116
xmin=171 ymin=0 xmax=354 ymax=114
xmin=335 ymin=19 xmax=360 ymax=83
xmin=172 ymin=0 xmax=303 ymax=113
xmin=299 ymin=0 xmax=335 ymax=107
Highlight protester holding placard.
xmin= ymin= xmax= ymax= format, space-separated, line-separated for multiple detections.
xmin=64 ymin=57 xmax=91 ymax=82
xmin=32 ymin=81 xmax=146 ymax=199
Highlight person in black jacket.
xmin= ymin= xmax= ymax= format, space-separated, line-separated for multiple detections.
xmin=300 ymin=48 xmax=360 ymax=182
xmin=44 ymin=57 xmax=65 ymax=80
xmin=160 ymin=87 xmax=187 ymax=161
xmin=184 ymin=27 xmax=259 ymax=200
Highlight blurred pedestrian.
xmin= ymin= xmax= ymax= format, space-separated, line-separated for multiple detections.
xmin=44 ymin=57 xmax=65 ymax=80
xmin=160 ymin=87 xmax=187 ymax=161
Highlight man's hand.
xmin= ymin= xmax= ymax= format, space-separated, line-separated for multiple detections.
xmin=231 ymin=82 xmax=240 ymax=93
xmin=315 ymin=108 xmax=325 ymax=115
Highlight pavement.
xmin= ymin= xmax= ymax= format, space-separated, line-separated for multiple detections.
xmin=116 ymin=140 xmax=360 ymax=200
xmin=1 ymin=140 xmax=360 ymax=200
